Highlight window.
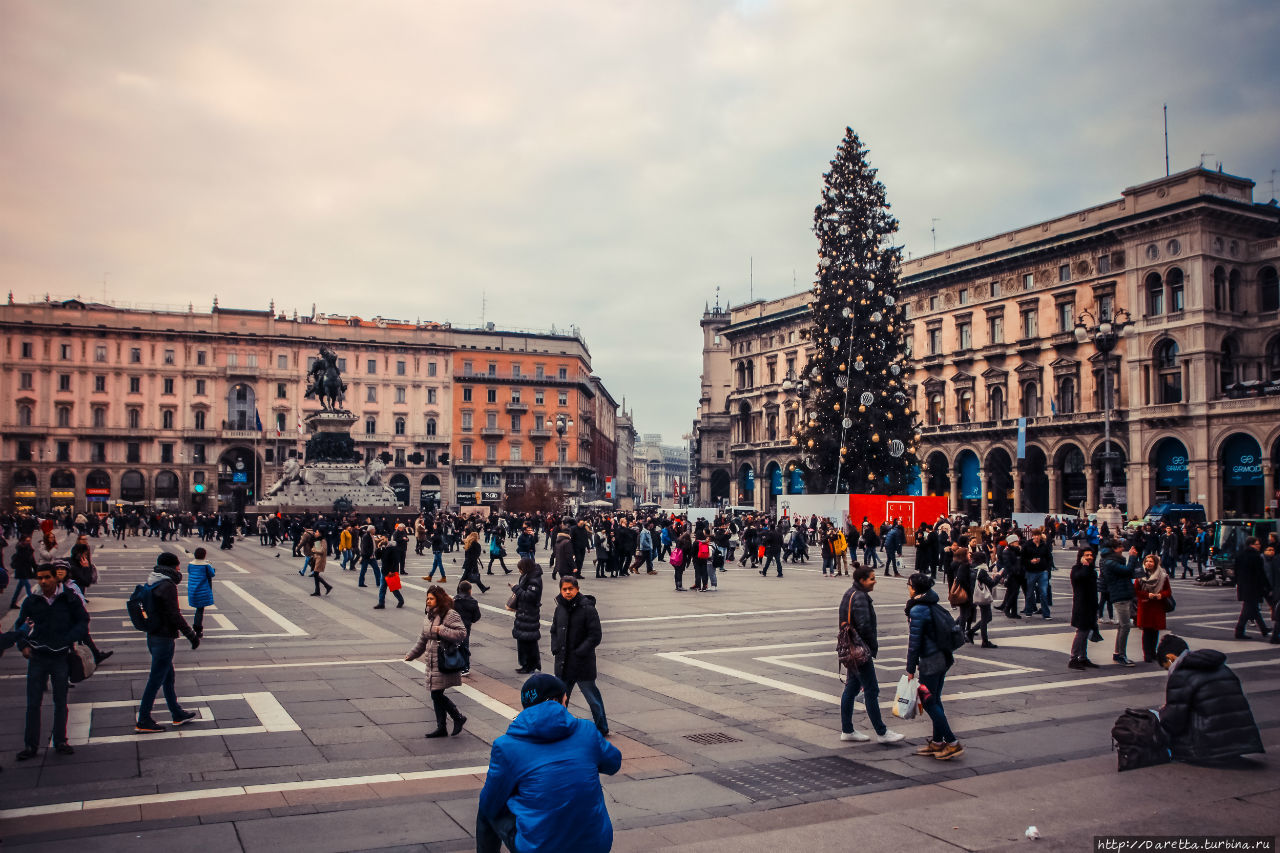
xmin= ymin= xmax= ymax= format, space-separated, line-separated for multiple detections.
xmin=195 ymin=379 xmax=206 ymax=396
xmin=427 ymin=388 xmax=437 ymax=404
xmin=126 ymin=442 xmax=141 ymax=463
xmin=16 ymin=403 xmax=31 ymax=427
xmin=1099 ymin=294 xmax=1115 ymax=321
xmin=396 ymin=360 xmax=406 ymax=376
xmin=1168 ymin=268 xmax=1184 ymax=312
xmin=1220 ymin=338 xmax=1238 ymax=395
xmin=60 ymin=343 xmax=72 ymax=360
xmin=1021 ymin=309 xmax=1038 ymax=339
xmin=512 ymin=362 xmax=522 ymax=378
xmin=194 ymin=410 xmax=206 ymax=430
xmin=535 ymin=390 xmax=545 ymax=405
xmin=56 ymin=406 xmax=71 ymax=427
xmin=510 ymin=389 xmax=522 ymax=403
xmin=1022 ymin=383 xmax=1040 ymax=418
xmin=90 ymin=442 xmax=106 ymax=462
xmin=927 ymin=393 xmax=944 ymax=425
xmin=1057 ymin=377 xmax=1076 ymax=415
xmin=196 ymin=350 xmax=207 ymax=366
xmin=487 ymin=362 xmax=497 ymax=377
xmin=534 ymin=415 xmax=545 ymax=430
xmin=957 ymin=390 xmax=973 ymax=423
xmin=1228 ymin=269 xmax=1240 ymax=312
xmin=164 ymin=349 xmax=175 ymax=365
xmin=277 ymin=382 xmax=287 ymax=399
xmin=1267 ymin=338 xmax=1280 ymax=382
xmin=486 ymin=443 xmax=498 ymax=462
xmin=56 ymin=441 xmax=70 ymax=462
xmin=988 ymin=315 xmax=1004 ymax=345
xmin=487 ymin=388 xmax=497 ymax=403
xmin=278 ymin=354 xmax=288 ymax=369
xmin=928 ymin=328 xmax=942 ymax=355
xmin=161 ymin=409 xmax=174 ymax=430
xmin=427 ymin=362 xmax=437 ymax=377
xmin=192 ymin=444 xmax=206 ymax=464
xmin=535 ymin=364 xmax=545 ymax=379
xmin=94 ymin=375 xmax=106 ymax=393
xmin=1023 ymin=273 xmax=1035 ymax=291
xmin=558 ymin=391 xmax=568 ymax=407
xmin=461 ymin=412 xmax=473 ymax=431
xmin=130 ymin=347 xmax=142 ymax=363
xmin=247 ymin=353 xmax=258 ymax=367
xmin=557 ymin=445 xmax=567 ymax=463
xmin=160 ymin=443 xmax=173 ymax=463
xmin=1058 ymin=264 xmax=1070 ymax=282
xmin=989 ymin=386 xmax=1005 ymax=421
xmin=959 ymin=289 xmax=969 ymax=306
xmin=1098 ymin=254 xmax=1111 ymax=274
xmin=58 ymin=374 xmax=72 ymax=391
xmin=163 ymin=377 xmax=174 ymax=395
xmin=463 ymin=359 xmax=474 ymax=375
xmin=393 ymin=386 xmax=405 ymax=404
xmin=461 ymin=444 xmax=473 ymax=463
xmin=1155 ymin=340 xmax=1182 ymax=404
xmin=510 ymin=444 xmax=522 ymax=461
xmin=275 ymin=412 xmax=285 ymax=432
xmin=486 ymin=412 xmax=498 ymax=429
xmin=957 ymin=322 xmax=971 ymax=350
xmin=129 ymin=376 xmax=141 ymax=393
xmin=395 ymin=417 xmax=406 ymax=436
xmin=17 ymin=440 xmax=33 ymax=461
xmin=1146 ymin=273 xmax=1164 ymax=315
xmin=395 ymin=448 xmax=406 ymax=467
xmin=534 ymin=445 xmax=544 ymax=463
xmin=929 ymin=296 xmax=939 ymax=311
xmin=19 ymin=372 xmax=33 ymax=390
xmin=367 ymin=358 xmax=377 ymax=374
xmin=511 ymin=414 xmax=521 ymax=432
xmin=337 ymin=358 xmax=346 ymax=371
xmin=20 ymin=341 xmax=33 ymax=358
xmin=92 ymin=407 xmax=106 ymax=428
xmin=95 ymin=345 xmax=108 ymax=362
xmin=1058 ymin=302 xmax=1075 ymax=333
xmin=462 ymin=387 xmax=472 ymax=402
xmin=365 ymin=417 xmax=377 ymax=435
xmin=457 ymin=471 xmax=475 ymax=487
xmin=426 ymin=417 xmax=437 ymax=436
xmin=1261 ymin=267 xmax=1280 ymax=313
xmin=557 ymin=366 xmax=568 ymax=380
xmin=128 ymin=408 xmax=141 ymax=429
xmin=228 ymin=351 xmax=238 ymax=367
xmin=366 ymin=386 xmax=377 ymax=403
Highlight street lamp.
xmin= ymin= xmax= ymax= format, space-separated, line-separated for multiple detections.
xmin=555 ymin=414 xmax=573 ymax=505
xmin=1074 ymin=306 xmax=1134 ymax=509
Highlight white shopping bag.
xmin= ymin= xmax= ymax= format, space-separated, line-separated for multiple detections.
xmin=893 ymin=674 xmax=921 ymax=719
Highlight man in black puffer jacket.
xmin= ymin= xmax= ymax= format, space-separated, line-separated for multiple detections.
xmin=135 ymin=552 xmax=201 ymax=734
xmin=1157 ymin=634 xmax=1263 ymax=763
xmin=550 ymin=576 xmax=607 ymax=735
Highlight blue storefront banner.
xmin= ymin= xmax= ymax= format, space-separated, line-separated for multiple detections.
xmin=742 ymin=467 xmax=755 ymax=493
xmin=1016 ymin=418 xmax=1027 ymax=460
xmin=789 ymin=468 xmax=806 ymax=494
xmin=1154 ymin=438 xmax=1190 ymax=488
xmin=958 ymin=451 xmax=981 ymax=500
xmin=770 ymin=467 xmax=783 ymax=495
xmin=1222 ymin=434 xmax=1263 ymax=487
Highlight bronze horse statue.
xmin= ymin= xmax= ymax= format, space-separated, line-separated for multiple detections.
xmin=305 ymin=347 xmax=347 ymax=411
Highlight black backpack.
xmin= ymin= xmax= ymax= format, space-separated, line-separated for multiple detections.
xmin=929 ymin=603 xmax=968 ymax=653
xmin=126 ymin=582 xmax=162 ymax=633
xmin=1111 ymin=708 xmax=1171 ymax=772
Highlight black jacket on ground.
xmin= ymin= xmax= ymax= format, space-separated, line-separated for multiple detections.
xmin=1161 ymin=649 xmax=1264 ymax=762
xmin=551 ymin=592 xmax=601 ymax=682
xmin=511 ymin=564 xmax=543 ymax=642
xmin=838 ymin=585 xmax=878 ymax=657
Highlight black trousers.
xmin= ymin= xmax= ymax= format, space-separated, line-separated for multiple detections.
xmin=1235 ymin=600 xmax=1270 ymax=636
xmin=430 ymin=689 xmax=460 ymax=730
xmin=516 ymin=638 xmax=541 ymax=672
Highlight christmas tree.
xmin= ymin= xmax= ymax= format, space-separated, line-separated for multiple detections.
xmin=792 ymin=128 xmax=920 ymax=494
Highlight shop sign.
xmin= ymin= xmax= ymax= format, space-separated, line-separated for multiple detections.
xmin=13 ymin=489 xmax=37 ymax=498
xmin=86 ymin=488 xmax=111 ymax=496
xmin=51 ymin=490 xmax=76 ymax=499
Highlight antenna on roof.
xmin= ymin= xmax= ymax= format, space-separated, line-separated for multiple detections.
xmin=931 ymin=219 xmax=940 ymax=252
xmin=1163 ymin=104 xmax=1170 ymax=177
xmin=1266 ymin=170 xmax=1277 ymax=202
xmin=749 ymin=256 xmax=753 ymax=302
xmin=481 ymin=290 xmax=486 ymax=327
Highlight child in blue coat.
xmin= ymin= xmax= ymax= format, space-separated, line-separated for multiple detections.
xmin=186 ymin=547 xmax=216 ymax=638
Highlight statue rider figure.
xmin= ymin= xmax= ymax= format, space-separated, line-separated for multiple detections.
xmin=305 ymin=347 xmax=347 ymax=411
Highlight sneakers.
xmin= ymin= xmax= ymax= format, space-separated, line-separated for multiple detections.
xmin=876 ymin=729 xmax=906 ymax=744
xmin=914 ymin=741 xmax=944 ymax=756
xmin=840 ymin=730 xmax=871 ymax=742
xmin=1113 ymin=655 xmax=1136 ymax=666
xmin=135 ymin=719 xmax=167 ymax=734
xmin=55 ymin=743 xmax=75 ymax=756
xmin=172 ymin=710 xmax=200 ymax=726
xmin=981 ymin=641 xmax=999 ymax=649
xmin=933 ymin=742 xmax=965 ymax=760
xmin=16 ymin=746 xmax=38 ymax=761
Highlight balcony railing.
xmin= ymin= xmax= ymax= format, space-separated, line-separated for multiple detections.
xmin=505 ymin=401 xmax=529 ymax=413
xmin=224 ymin=365 xmax=260 ymax=378
xmin=528 ymin=428 xmax=553 ymax=439
xmin=480 ymin=427 xmax=506 ymax=438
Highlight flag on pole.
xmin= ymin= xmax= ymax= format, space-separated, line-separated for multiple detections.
xmin=254 ymin=409 xmax=263 ymax=432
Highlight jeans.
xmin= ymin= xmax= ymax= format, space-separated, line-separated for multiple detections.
xmin=885 ymin=550 xmax=899 ymax=574
xmin=358 ymin=556 xmax=380 ymax=586
xmin=840 ymin=660 xmax=886 ymax=736
xmin=863 ymin=547 xmax=880 ymax=568
xmin=919 ymin=670 xmax=956 ymax=744
xmin=1024 ymin=570 xmax=1050 ymax=618
xmin=26 ymin=650 xmax=70 ymax=749
xmin=1070 ymin=628 xmax=1089 ymax=659
xmin=476 ymin=808 xmax=520 ymax=853
xmin=426 ymin=552 xmax=445 ymax=580
xmin=1113 ymin=599 xmax=1133 ymax=658
xmin=631 ymin=549 xmax=654 ymax=573
xmin=377 ymin=575 xmax=404 ymax=606
xmin=761 ymin=553 xmax=782 ymax=576
xmin=566 ymin=679 xmax=609 ymax=734
xmin=138 ymin=635 xmax=182 ymax=722
xmin=9 ymin=577 xmax=33 ymax=608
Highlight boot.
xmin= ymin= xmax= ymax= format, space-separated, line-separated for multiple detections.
xmin=450 ymin=709 xmax=468 ymax=736
xmin=425 ymin=707 xmax=448 ymax=739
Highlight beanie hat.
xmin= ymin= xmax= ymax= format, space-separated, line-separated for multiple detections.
xmin=520 ymin=673 xmax=567 ymax=708
xmin=157 ymin=552 xmax=181 ymax=568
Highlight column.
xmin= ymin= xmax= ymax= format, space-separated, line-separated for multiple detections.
xmin=1048 ymin=464 xmax=1061 ymax=514
xmin=1013 ymin=469 xmax=1022 ymax=514
xmin=1084 ymin=465 xmax=1097 ymax=513
xmin=950 ymin=473 xmax=960 ymax=514
xmin=1264 ymin=464 xmax=1276 ymax=519
xmin=978 ymin=467 xmax=988 ymax=522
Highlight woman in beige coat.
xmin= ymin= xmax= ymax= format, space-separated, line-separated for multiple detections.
xmin=309 ymin=533 xmax=332 ymax=596
xmin=405 ymin=584 xmax=468 ymax=737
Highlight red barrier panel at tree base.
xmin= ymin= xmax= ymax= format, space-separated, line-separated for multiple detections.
xmin=847 ymin=495 xmax=949 ymax=530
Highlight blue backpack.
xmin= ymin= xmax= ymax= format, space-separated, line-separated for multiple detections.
xmin=126 ymin=582 xmax=162 ymax=633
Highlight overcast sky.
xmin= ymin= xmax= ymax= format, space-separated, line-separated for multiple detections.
xmin=3 ymin=1 xmax=1278 ymax=444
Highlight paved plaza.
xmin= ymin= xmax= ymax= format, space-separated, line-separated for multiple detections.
xmin=2 ymin=538 xmax=1278 ymax=851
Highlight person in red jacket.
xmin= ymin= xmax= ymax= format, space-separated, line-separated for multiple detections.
xmin=1134 ymin=554 xmax=1172 ymax=663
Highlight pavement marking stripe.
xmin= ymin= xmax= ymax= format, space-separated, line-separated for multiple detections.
xmin=0 ymin=657 xmax=405 ymax=680
xmin=0 ymin=765 xmax=491 ymax=820
xmin=65 ymin=692 xmax=295 ymax=745
xmin=401 ymin=660 xmax=520 ymax=720
xmin=220 ymin=580 xmax=307 ymax=635
xmin=757 ymin=655 xmax=1038 ymax=682
xmin=222 ymin=561 xmax=253 ymax=574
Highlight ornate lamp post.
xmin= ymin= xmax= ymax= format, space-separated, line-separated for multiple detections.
xmin=555 ymin=414 xmax=573 ymax=506
xmin=1074 ymin=307 xmax=1134 ymax=509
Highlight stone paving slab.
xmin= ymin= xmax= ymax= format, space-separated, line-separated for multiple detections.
xmin=234 ymin=801 xmax=469 ymax=853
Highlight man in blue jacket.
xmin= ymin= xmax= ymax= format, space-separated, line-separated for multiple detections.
xmin=477 ymin=672 xmax=622 ymax=853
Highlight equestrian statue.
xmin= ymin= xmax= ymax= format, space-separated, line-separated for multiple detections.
xmin=305 ymin=347 xmax=347 ymax=411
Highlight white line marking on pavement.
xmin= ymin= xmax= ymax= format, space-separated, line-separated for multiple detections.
xmin=0 ymin=764 xmax=491 ymax=820
xmin=64 ymin=692 xmax=297 ymax=745
xmin=757 ymin=653 xmax=1039 ymax=681
xmin=220 ymin=580 xmax=307 ymax=635
xmin=401 ymin=660 xmax=520 ymax=720
xmin=211 ymin=612 xmax=238 ymax=630
xmin=222 ymin=561 xmax=252 ymax=574
xmin=0 ymin=658 xmax=403 ymax=680
xmin=605 ymin=606 xmax=830 ymax=624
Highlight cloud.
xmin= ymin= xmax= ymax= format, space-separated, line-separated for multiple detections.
xmin=1 ymin=0 xmax=1278 ymax=444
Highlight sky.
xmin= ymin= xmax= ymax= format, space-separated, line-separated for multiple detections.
xmin=3 ymin=0 xmax=1279 ymax=445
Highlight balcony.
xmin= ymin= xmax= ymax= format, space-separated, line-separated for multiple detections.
xmin=480 ymin=427 xmax=506 ymax=438
xmin=505 ymin=401 xmax=529 ymax=413
xmin=1015 ymin=338 xmax=1042 ymax=353
xmin=355 ymin=432 xmax=396 ymax=443
xmin=501 ymin=458 xmax=532 ymax=468
xmin=528 ymin=428 xmax=553 ymax=440
xmin=182 ymin=428 xmax=218 ymax=439
xmin=222 ymin=429 xmax=263 ymax=441
xmin=1050 ymin=331 xmax=1079 ymax=348
xmin=224 ymin=364 xmax=260 ymax=378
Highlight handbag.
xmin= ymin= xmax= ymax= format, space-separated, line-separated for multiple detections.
xmin=836 ymin=595 xmax=872 ymax=668
xmin=893 ymin=674 xmax=921 ymax=719
xmin=972 ymin=578 xmax=993 ymax=607
xmin=437 ymin=639 xmax=469 ymax=674
xmin=948 ymin=580 xmax=969 ymax=607
xmin=1162 ymin=594 xmax=1176 ymax=613
xmin=68 ymin=644 xmax=97 ymax=683
xmin=506 ymin=590 xmax=519 ymax=611
xmin=384 ymin=571 xmax=402 ymax=591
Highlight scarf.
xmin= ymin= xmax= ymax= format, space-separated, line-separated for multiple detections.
xmin=1138 ymin=564 xmax=1168 ymax=595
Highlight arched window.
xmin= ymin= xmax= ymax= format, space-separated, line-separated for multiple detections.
xmin=128 ymin=408 xmax=141 ymax=429
xmin=1220 ymin=338 xmax=1239 ymax=396
xmin=1228 ymin=269 xmax=1241 ymax=312
xmin=161 ymin=409 xmax=174 ymax=430
xmin=957 ymin=390 xmax=974 ymax=423
xmin=989 ymin=386 xmax=1005 ymax=422
xmin=395 ymin=417 xmax=406 ymax=436
xmin=1057 ymin=377 xmax=1076 ymax=415
xmin=1146 ymin=272 xmax=1164 ymax=316
xmin=1213 ymin=266 xmax=1227 ymax=311
xmin=1155 ymin=340 xmax=1182 ymax=404
xmin=18 ymin=404 xmax=32 ymax=427
xmin=227 ymin=383 xmax=256 ymax=430
xmin=194 ymin=409 xmax=206 ymax=430
xmin=426 ymin=417 xmax=437 ymax=436
xmin=1269 ymin=337 xmax=1280 ymax=382
xmin=1167 ymin=268 xmax=1184 ymax=312
xmin=766 ymin=413 xmax=777 ymax=442
xmin=1261 ymin=266 xmax=1279 ymax=313
xmin=927 ymin=393 xmax=944 ymax=425
xmin=1022 ymin=382 xmax=1040 ymax=418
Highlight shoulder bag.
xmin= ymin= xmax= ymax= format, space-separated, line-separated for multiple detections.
xmin=837 ymin=594 xmax=872 ymax=668
xmin=437 ymin=639 xmax=470 ymax=674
